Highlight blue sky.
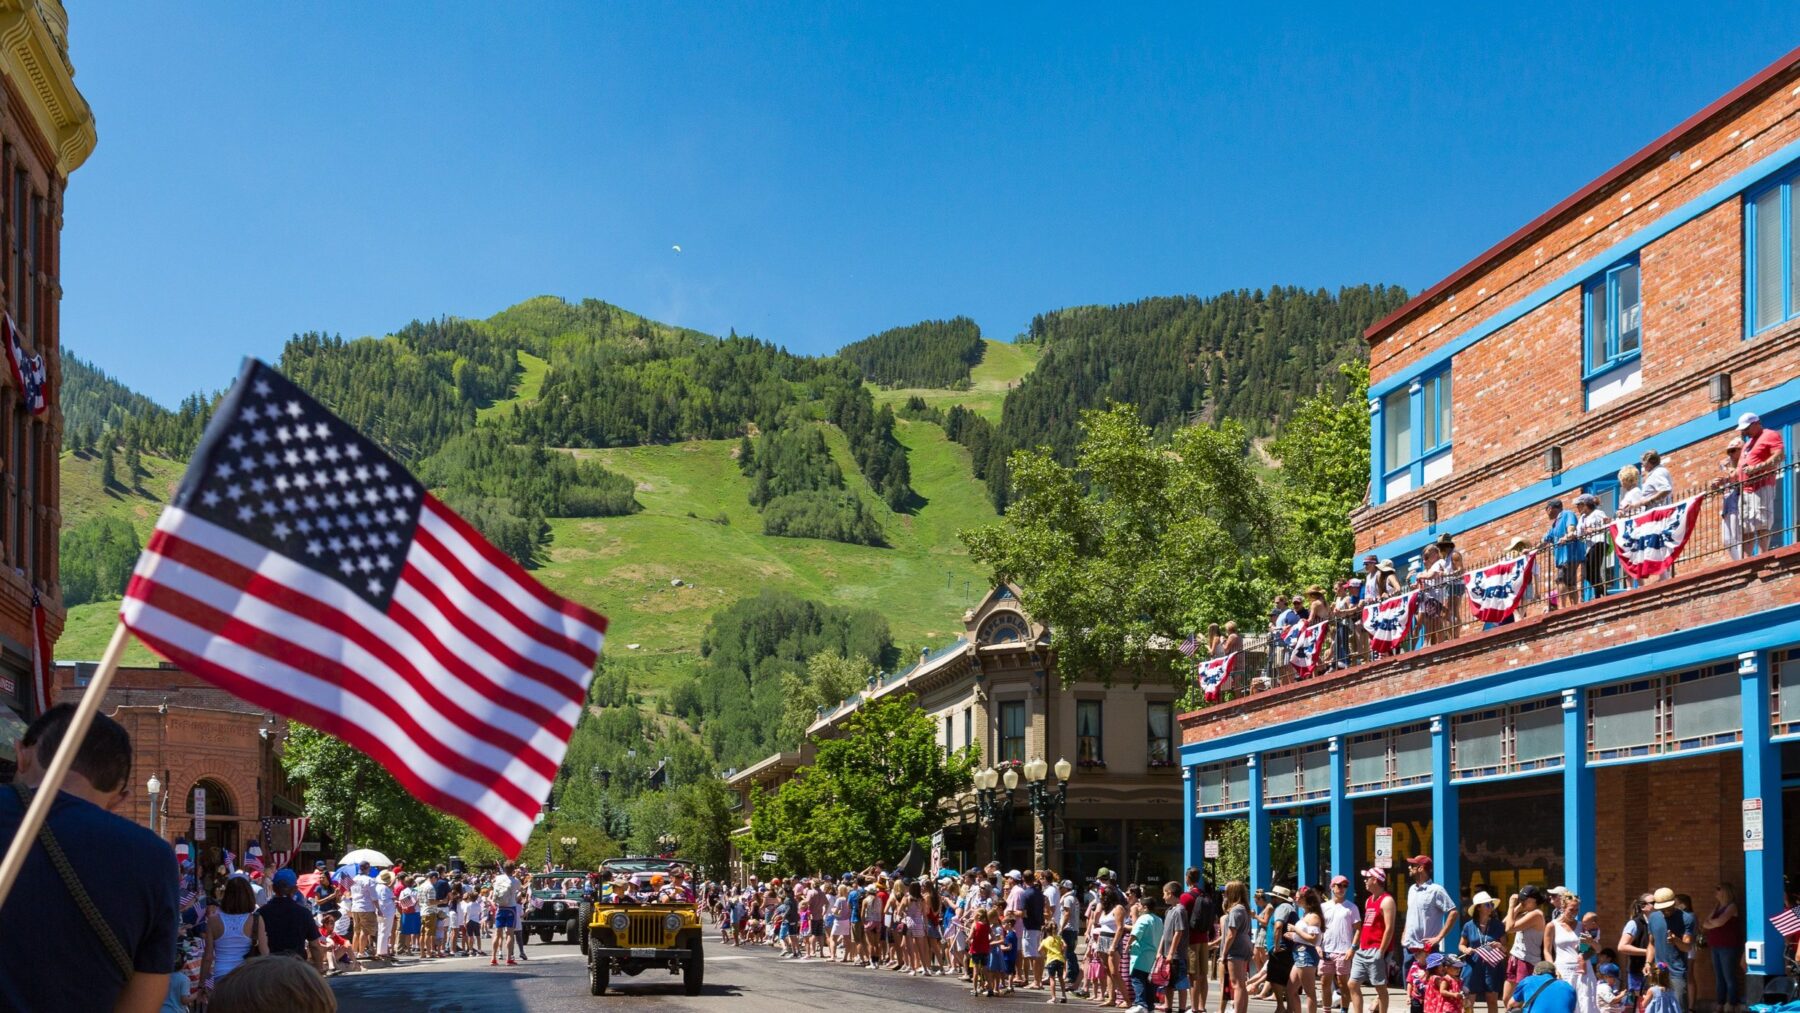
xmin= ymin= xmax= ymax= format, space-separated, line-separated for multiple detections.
xmin=58 ymin=2 xmax=1800 ymax=405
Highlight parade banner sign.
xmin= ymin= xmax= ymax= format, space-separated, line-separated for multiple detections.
xmin=1362 ymin=590 xmax=1419 ymax=653
xmin=1609 ymin=493 xmax=1704 ymax=580
xmin=1463 ymin=553 xmax=1534 ymax=624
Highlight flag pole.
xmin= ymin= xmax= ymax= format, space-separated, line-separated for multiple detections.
xmin=0 ymin=619 xmax=133 ymax=910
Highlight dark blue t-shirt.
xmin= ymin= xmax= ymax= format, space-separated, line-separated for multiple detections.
xmin=0 ymin=786 xmax=179 ymax=1012
xmin=1515 ymin=974 xmax=1577 ymax=1013
xmin=1647 ymin=909 xmax=1690 ymax=976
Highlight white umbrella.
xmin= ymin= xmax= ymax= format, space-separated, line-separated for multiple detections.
xmin=338 ymin=848 xmax=392 ymax=868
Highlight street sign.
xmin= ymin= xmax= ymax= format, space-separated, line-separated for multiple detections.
xmin=1204 ymin=839 xmax=1219 ymax=859
xmin=760 ymin=852 xmax=779 ymax=864
xmin=1744 ymin=798 xmax=1764 ymax=851
xmin=299 ymin=842 xmax=320 ymax=853
xmin=1373 ymin=826 xmax=1392 ymax=868
xmin=193 ymin=786 xmax=206 ymax=842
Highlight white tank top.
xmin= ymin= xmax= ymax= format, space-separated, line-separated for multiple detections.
xmin=213 ymin=911 xmax=256 ymax=981
xmin=1510 ymin=917 xmax=1543 ymax=962
xmin=1099 ymin=910 xmax=1119 ymax=934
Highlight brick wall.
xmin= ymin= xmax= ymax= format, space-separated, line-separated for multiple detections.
xmin=1358 ymin=58 xmax=1800 ymax=558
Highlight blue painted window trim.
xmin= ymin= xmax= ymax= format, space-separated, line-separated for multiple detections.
xmin=1747 ymin=166 xmax=1799 ymax=337
xmin=1582 ymin=258 xmax=1643 ymax=381
xmin=1371 ymin=368 xmax=1453 ymax=505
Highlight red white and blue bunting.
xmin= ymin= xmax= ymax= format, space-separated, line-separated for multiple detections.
xmin=1289 ymin=621 xmax=1327 ymax=679
xmin=1361 ymin=590 xmax=1419 ymax=654
xmin=1609 ymin=493 xmax=1705 ymax=581
xmin=3 ymin=315 xmax=45 ymax=416
xmin=1462 ymin=553 xmax=1535 ymax=624
xmin=1197 ymin=652 xmax=1239 ymax=703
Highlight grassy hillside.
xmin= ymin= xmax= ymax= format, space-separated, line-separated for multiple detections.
xmin=536 ymin=426 xmax=995 ymax=664
xmin=870 ymin=338 xmax=1042 ymax=422
xmin=59 ymin=448 xmax=184 ymax=542
xmin=474 ymin=349 xmax=549 ymax=424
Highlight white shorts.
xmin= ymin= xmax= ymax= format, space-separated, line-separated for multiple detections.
xmin=1021 ymin=929 xmax=1043 ymax=958
xmin=1743 ymin=485 xmax=1775 ymax=532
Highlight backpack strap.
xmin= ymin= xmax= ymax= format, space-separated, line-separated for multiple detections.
xmin=9 ymin=784 xmax=135 ymax=981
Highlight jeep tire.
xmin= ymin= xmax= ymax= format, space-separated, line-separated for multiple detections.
xmin=588 ymin=945 xmax=609 ymax=996
xmin=683 ymin=937 xmax=704 ymax=996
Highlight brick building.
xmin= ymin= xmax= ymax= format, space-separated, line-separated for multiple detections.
xmin=0 ymin=0 xmax=95 ymax=733
xmin=49 ymin=661 xmax=305 ymax=871
xmin=1181 ymin=46 xmax=1800 ymax=996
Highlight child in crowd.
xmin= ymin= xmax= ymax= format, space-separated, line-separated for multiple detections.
xmin=1640 ymin=963 xmax=1680 ymax=1013
xmin=1596 ymin=962 xmax=1625 ymax=1013
xmin=1001 ymin=913 xmax=1020 ymax=993
xmin=445 ymin=888 xmax=465 ymax=956
xmin=1041 ymin=928 xmax=1068 ymax=1005
xmin=318 ymin=912 xmax=360 ymax=973
xmin=968 ymin=904 xmax=993 ymax=995
xmin=1422 ymin=953 xmax=1462 ymax=1013
xmin=1406 ymin=953 xmax=1430 ymax=1013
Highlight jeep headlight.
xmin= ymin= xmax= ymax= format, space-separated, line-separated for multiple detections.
xmin=609 ymin=911 xmax=630 ymax=932
xmin=664 ymin=913 xmax=683 ymax=932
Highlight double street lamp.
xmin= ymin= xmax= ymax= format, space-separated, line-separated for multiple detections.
xmin=559 ymin=835 xmax=578 ymax=867
xmin=657 ymin=833 xmax=679 ymax=856
xmin=1022 ymin=757 xmax=1074 ymax=869
xmin=974 ymin=764 xmax=1021 ymax=863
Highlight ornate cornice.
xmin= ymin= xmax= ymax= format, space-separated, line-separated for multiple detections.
xmin=0 ymin=0 xmax=93 ymax=177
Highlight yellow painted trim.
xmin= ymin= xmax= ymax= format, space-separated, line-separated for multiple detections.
xmin=0 ymin=0 xmax=93 ymax=177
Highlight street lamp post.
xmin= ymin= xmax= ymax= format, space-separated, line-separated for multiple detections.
xmin=1023 ymin=757 xmax=1073 ymax=870
xmin=657 ymin=833 xmax=678 ymax=857
xmin=146 ymin=775 xmax=162 ymax=836
xmin=974 ymin=766 xmax=1020 ymax=864
xmin=560 ymin=835 xmax=578 ymax=867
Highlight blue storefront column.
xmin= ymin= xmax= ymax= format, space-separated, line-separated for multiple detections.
xmin=1430 ymin=715 xmax=1461 ymax=908
xmin=1183 ymin=766 xmax=1201 ymax=871
xmin=1329 ymin=736 xmax=1353 ymax=880
xmin=1561 ymin=689 xmax=1596 ymax=900
xmin=1297 ymin=813 xmax=1319 ymax=888
xmin=1738 ymin=650 xmax=1787 ymax=984
xmin=1248 ymin=754 xmax=1270 ymax=893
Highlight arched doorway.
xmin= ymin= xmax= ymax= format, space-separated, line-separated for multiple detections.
xmin=184 ymin=778 xmax=239 ymax=865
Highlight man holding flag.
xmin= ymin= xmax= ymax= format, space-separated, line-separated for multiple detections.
xmin=0 ymin=359 xmax=608 ymax=1007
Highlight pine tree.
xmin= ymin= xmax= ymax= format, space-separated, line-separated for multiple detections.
xmin=122 ymin=444 xmax=142 ymax=488
xmin=100 ymin=445 xmax=116 ymax=489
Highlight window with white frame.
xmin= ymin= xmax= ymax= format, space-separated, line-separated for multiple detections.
xmin=1748 ymin=168 xmax=1799 ymax=335
xmin=1146 ymin=702 xmax=1173 ymax=766
xmin=1422 ymin=371 xmax=1452 ymax=454
xmin=1382 ymin=387 xmax=1411 ymax=473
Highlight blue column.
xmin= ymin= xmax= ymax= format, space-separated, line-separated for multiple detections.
xmin=1431 ymin=715 xmax=1461 ymax=911
xmin=1183 ymin=766 xmax=1201 ymax=871
xmin=1369 ymin=398 xmax=1385 ymax=506
xmin=1297 ymin=813 xmax=1319 ymax=889
xmin=1739 ymin=650 xmax=1787 ymax=980
xmin=1248 ymin=755 xmax=1270 ymax=893
xmin=1329 ymin=736 xmax=1353 ymax=880
xmin=1561 ymin=689 xmax=1596 ymax=900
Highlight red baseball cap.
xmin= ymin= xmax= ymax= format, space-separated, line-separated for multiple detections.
xmin=1406 ymin=855 xmax=1432 ymax=867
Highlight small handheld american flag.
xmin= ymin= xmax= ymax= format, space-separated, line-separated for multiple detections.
xmin=1178 ymin=633 xmax=1199 ymax=657
xmin=1473 ymin=941 xmax=1506 ymax=966
xmin=1772 ymin=905 xmax=1800 ymax=938
xmin=120 ymin=360 xmax=607 ymax=859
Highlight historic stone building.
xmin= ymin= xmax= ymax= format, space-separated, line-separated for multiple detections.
xmin=49 ymin=661 xmax=305 ymax=869
xmin=0 ymin=0 xmax=96 ymax=734
xmin=729 ymin=586 xmax=1185 ymax=884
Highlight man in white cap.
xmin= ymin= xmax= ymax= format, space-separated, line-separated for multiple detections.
xmin=1735 ymin=412 xmax=1783 ymax=556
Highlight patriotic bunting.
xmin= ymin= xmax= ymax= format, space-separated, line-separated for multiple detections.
xmin=4 ymin=315 xmax=46 ymax=416
xmin=1197 ymin=652 xmax=1239 ymax=703
xmin=1462 ymin=553 xmax=1534 ymax=624
xmin=29 ymin=590 xmax=52 ymax=716
xmin=1288 ymin=621 xmax=1327 ymax=679
xmin=1609 ymin=493 xmax=1705 ymax=580
xmin=1362 ymin=590 xmax=1419 ymax=654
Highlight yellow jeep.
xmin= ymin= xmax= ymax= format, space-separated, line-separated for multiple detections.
xmin=586 ymin=857 xmax=704 ymax=996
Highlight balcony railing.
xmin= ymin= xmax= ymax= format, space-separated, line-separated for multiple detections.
xmin=1196 ymin=461 xmax=1795 ymax=708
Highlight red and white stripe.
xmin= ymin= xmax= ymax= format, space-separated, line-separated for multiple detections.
xmin=120 ymin=495 xmax=606 ymax=858
xmin=30 ymin=593 xmax=52 ymax=715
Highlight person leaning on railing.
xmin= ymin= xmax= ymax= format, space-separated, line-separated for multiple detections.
xmin=1573 ymin=495 xmax=1611 ymax=601
xmin=1542 ymin=500 xmax=1583 ymax=609
xmin=1715 ymin=438 xmax=1744 ymax=562
xmin=1734 ymin=412 xmax=1784 ymax=557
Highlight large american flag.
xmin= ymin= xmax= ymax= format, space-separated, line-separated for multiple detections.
xmin=120 ymin=360 xmax=607 ymax=858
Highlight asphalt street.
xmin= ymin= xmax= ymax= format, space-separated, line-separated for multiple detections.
xmin=328 ymin=938 xmax=1262 ymax=1013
